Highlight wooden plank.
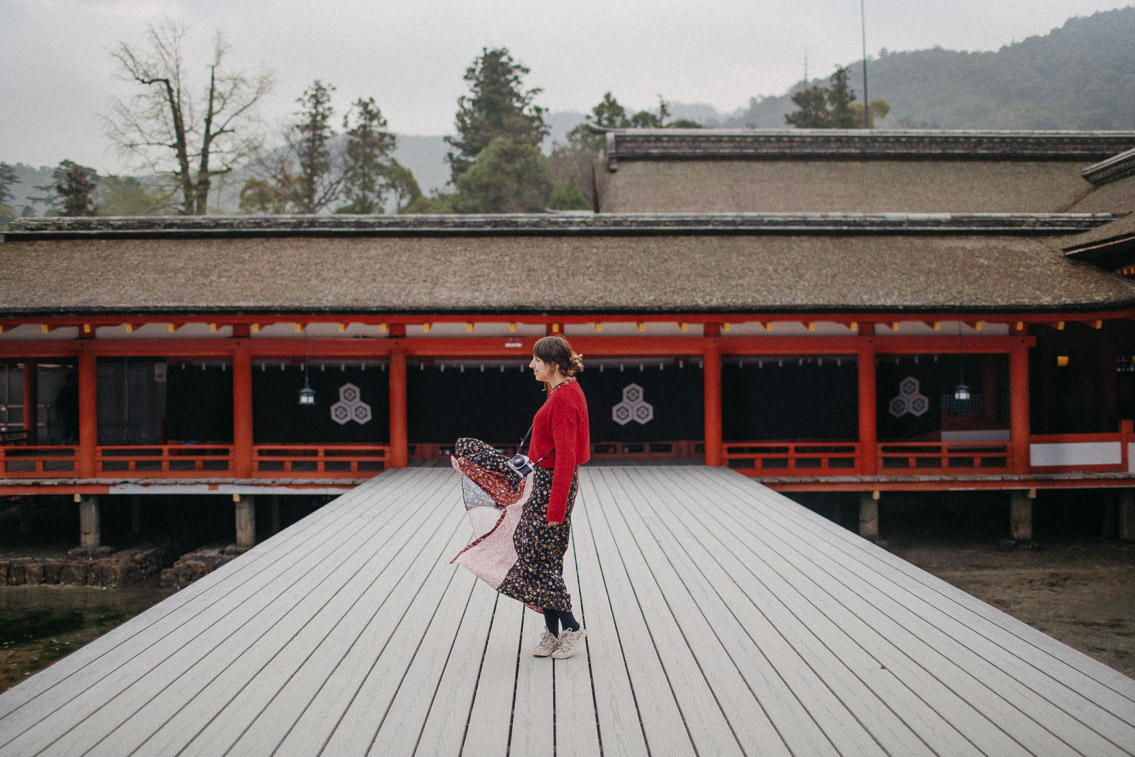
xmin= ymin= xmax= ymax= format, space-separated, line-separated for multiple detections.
xmin=459 ymin=591 xmax=524 ymax=756
xmin=696 ymin=468 xmax=1116 ymax=755
xmin=212 ymin=472 xmax=460 ymax=755
xmin=713 ymin=473 xmax=1135 ymax=754
xmin=648 ymin=467 xmax=978 ymax=755
xmin=508 ymin=607 xmax=555 ymax=757
xmin=0 ymin=472 xmax=414 ymax=756
xmin=589 ymin=468 xmax=743 ymax=756
xmin=415 ymin=584 xmax=511 ymax=757
xmin=38 ymin=477 xmax=426 ymax=756
xmin=562 ymin=485 xmax=650 ymax=757
xmin=607 ymin=468 xmax=797 ymax=755
xmin=552 ymin=502 xmax=602 ymax=757
xmin=276 ymin=504 xmax=468 ymax=754
xmin=629 ymin=467 xmax=915 ymax=755
xmin=366 ymin=569 xmax=480 ymax=755
xmin=4 ymin=466 xmax=1133 ymax=757
xmin=738 ymin=471 xmax=1135 ymax=714
xmin=0 ymin=473 xmax=385 ymax=723
xmin=580 ymin=470 xmax=697 ymax=756
xmin=125 ymin=469 xmax=459 ymax=755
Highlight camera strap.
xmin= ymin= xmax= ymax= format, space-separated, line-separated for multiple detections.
xmin=518 ymin=425 xmax=553 ymax=465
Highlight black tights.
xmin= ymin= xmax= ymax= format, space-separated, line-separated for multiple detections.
xmin=544 ymin=608 xmax=580 ymax=635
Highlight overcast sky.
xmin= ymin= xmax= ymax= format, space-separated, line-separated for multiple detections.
xmin=2 ymin=0 xmax=1132 ymax=173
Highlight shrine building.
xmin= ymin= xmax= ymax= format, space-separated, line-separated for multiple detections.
xmin=2 ymin=129 xmax=1134 ymax=546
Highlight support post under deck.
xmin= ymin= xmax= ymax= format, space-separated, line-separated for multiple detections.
xmin=235 ymin=495 xmax=256 ymax=548
xmin=79 ymin=495 xmax=100 ymax=549
xmin=859 ymin=491 xmax=879 ymax=541
xmin=1010 ymin=490 xmax=1033 ymax=542
xmin=1120 ymin=490 xmax=1135 ymax=543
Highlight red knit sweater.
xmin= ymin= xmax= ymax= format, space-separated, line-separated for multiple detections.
xmin=528 ymin=379 xmax=590 ymax=523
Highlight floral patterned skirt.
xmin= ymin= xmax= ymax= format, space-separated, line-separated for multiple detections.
xmin=450 ymin=437 xmax=578 ymax=613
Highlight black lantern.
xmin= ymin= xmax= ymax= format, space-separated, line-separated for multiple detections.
xmin=953 ymin=323 xmax=970 ymax=401
xmin=298 ymin=328 xmax=316 ymax=406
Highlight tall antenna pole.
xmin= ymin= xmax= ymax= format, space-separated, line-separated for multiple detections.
xmin=860 ymin=0 xmax=869 ymax=127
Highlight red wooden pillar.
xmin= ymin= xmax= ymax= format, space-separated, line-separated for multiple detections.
xmin=389 ymin=348 xmax=408 ymax=468
xmin=77 ymin=350 xmax=97 ymax=478
xmin=857 ymin=325 xmax=877 ymax=475
xmin=22 ymin=361 xmax=37 ymax=444
xmin=233 ymin=347 xmax=253 ymax=478
xmin=703 ymin=343 xmax=723 ymax=466
xmin=1010 ymin=340 xmax=1031 ymax=474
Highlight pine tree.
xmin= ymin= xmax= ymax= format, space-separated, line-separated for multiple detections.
xmin=291 ymin=80 xmax=340 ymax=213
xmin=446 ymin=48 xmax=548 ymax=183
xmin=55 ymin=161 xmax=98 ymax=216
xmin=338 ymin=97 xmax=397 ymax=214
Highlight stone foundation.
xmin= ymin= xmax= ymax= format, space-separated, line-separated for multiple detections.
xmin=0 ymin=542 xmax=179 ymax=588
xmin=160 ymin=544 xmax=245 ymax=590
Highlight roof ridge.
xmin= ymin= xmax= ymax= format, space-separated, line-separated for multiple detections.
xmin=4 ymin=212 xmax=1124 ymax=239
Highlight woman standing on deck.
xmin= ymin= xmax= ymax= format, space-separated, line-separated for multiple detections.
xmin=451 ymin=335 xmax=591 ymax=659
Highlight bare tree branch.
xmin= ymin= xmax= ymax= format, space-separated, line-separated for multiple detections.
xmin=104 ymin=18 xmax=274 ymax=214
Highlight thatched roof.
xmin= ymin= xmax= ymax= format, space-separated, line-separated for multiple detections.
xmin=1063 ymin=212 xmax=1135 ymax=270
xmin=595 ymin=129 xmax=1135 ymax=215
xmin=3 ymin=215 xmax=1133 ymax=317
xmin=596 ymin=161 xmax=1102 ymax=214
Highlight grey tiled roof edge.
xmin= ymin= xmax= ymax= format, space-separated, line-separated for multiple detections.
xmin=3 ymin=212 xmax=1124 ymax=239
xmin=603 ymin=129 xmax=1135 ymax=170
xmin=1081 ymin=147 xmax=1135 ymax=185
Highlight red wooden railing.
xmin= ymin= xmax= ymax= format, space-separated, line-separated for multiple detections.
xmin=0 ymin=425 xmax=1130 ymax=481
xmin=0 ymin=445 xmax=77 ymax=477
xmin=252 ymin=444 xmax=388 ymax=477
xmin=877 ymin=441 xmax=1012 ymax=472
xmin=723 ymin=441 xmax=859 ymax=475
xmin=97 ymin=445 xmax=234 ymax=476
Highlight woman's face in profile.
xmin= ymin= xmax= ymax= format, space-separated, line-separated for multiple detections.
xmin=529 ymin=355 xmax=556 ymax=383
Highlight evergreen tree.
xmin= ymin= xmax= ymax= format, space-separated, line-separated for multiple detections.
xmin=96 ymin=175 xmax=175 ymax=216
xmin=446 ymin=48 xmax=548 ymax=183
xmin=826 ymin=67 xmax=858 ymax=128
xmin=453 ymin=137 xmax=551 ymax=213
xmin=548 ymin=175 xmax=591 ymax=211
xmin=785 ymin=67 xmax=887 ymax=129
xmin=55 ymin=161 xmax=98 ymax=216
xmin=338 ymin=97 xmax=397 ymax=214
xmin=291 ymin=80 xmax=341 ymax=213
xmin=385 ymin=160 xmax=424 ymax=213
xmin=0 ymin=162 xmax=18 ymax=207
xmin=629 ymin=97 xmax=671 ymax=128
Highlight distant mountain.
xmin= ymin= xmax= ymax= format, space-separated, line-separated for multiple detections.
xmin=722 ymin=6 xmax=1135 ymax=129
xmin=3 ymin=164 xmax=55 ymax=215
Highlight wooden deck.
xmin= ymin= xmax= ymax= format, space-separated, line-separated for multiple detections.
xmin=1 ymin=466 xmax=1133 ymax=756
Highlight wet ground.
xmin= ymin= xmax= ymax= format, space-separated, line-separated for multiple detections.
xmin=0 ymin=579 xmax=173 ymax=693
xmin=889 ymin=538 xmax=1135 ymax=679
